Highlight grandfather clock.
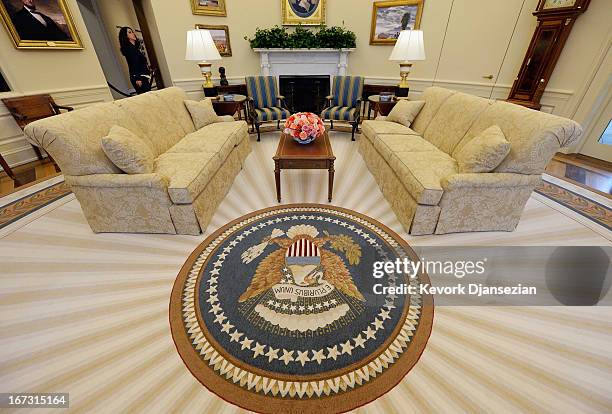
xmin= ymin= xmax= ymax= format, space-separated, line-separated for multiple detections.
xmin=507 ymin=0 xmax=590 ymax=110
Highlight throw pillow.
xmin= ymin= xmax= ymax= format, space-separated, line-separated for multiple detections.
xmin=454 ymin=125 xmax=511 ymax=173
xmin=386 ymin=100 xmax=425 ymax=127
xmin=184 ymin=98 xmax=219 ymax=129
xmin=101 ymin=125 xmax=154 ymax=174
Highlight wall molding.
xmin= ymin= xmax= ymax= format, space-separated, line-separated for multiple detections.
xmin=0 ymin=85 xmax=112 ymax=171
xmin=173 ymin=76 xmax=573 ymax=116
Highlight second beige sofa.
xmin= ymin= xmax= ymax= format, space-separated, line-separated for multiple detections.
xmin=25 ymin=87 xmax=250 ymax=235
xmin=360 ymin=87 xmax=583 ymax=235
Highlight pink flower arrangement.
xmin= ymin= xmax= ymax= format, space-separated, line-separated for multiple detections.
xmin=284 ymin=112 xmax=325 ymax=144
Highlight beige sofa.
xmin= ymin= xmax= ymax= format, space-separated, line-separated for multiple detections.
xmin=25 ymin=87 xmax=251 ymax=235
xmin=360 ymin=87 xmax=582 ymax=235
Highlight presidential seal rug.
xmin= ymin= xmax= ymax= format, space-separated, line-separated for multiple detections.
xmin=170 ymin=204 xmax=434 ymax=414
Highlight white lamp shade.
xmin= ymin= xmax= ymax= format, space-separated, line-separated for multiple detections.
xmin=389 ymin=30 xmax=426 ymax=62
xmin=185 ymin=29 xmax=222 ymax=61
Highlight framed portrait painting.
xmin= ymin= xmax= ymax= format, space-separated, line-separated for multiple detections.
xmin=282 ymin=0 xmax=325 ymax=26
xmin=370 ymin=0 xmax=424 ymax=45
xmin=195 ymin=24 xmax=231 ymax=57
xmin=190 ymin=0 xmax=226 ymax=17
xmin=0 ymin=0 xmax=82 ymax=49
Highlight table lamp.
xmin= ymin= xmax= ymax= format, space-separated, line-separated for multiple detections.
xmin=185 ymin=29 xmax=222 ymax=90
xmin=389 ymin=30 xmax=425 ymax=97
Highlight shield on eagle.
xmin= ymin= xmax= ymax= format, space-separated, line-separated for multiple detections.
xmin=237 ymin=225 xmax=365 ymax=336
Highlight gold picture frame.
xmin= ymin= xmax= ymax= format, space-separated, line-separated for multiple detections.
xmin=282 ymin=0 xmax=326 ymax=26
xmin=370 ymin=0 xmax=424 ymax=45
xmin=190 ymin=0 xmax=226 ymax=17
xmin=195 ymin=24 xmax=231 ymax=57
xmin=0 ymin=0 xmax=82 ymax=49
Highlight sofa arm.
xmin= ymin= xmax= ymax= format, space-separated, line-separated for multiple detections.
xmin=66 ymin=173 xmax=169 ymax=189
xmin=441 ymin=173 xmax=541 ymax=191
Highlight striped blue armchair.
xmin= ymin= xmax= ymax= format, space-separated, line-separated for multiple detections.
xmin=246 ymin=76 xmax=291 ymax=141
xmin=321 ymin=76 xmax=364 ymax=141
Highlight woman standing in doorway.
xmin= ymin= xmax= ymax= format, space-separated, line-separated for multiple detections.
xmin=119 ymin=27 xmax=151 ymax=94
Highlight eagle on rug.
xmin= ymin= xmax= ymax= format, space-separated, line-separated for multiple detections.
xmin=237 ymin=224 xmax=365 ymax=335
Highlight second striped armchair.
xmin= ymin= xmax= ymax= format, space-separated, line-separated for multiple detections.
xmin=246 ymin=76 xmax=291 ymax=141
xmin=321 ymin=76 xmax=364 ymax=141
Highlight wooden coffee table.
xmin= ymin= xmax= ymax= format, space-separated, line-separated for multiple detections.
xmin=273 ymin=132 xmax=336 ymax=202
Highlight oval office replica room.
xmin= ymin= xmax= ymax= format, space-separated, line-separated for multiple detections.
xmin=0 ymin=0 xmax=611 ymax=413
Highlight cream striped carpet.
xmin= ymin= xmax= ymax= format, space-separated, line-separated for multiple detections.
xmin=1 ymin=131 xmax=611 ymax=413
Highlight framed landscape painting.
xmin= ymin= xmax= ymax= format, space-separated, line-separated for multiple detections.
xmin=370 ymin=0 xmax=424 ymax=45
xmin=190 ymin=0 xmax=226 ymax=16
xmin=195 ymin=24 xmax=231 ymax=56
xmin=0 ymin=0 xmax=82 ymax=49
xmin=282 ymin=0 xmax=325 ymax=26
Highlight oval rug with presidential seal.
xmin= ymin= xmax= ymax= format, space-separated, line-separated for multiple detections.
xmin=169 ymin=204 xmax=434 ymax=414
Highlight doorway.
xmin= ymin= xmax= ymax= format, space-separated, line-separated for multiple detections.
xmin=75 ymin=0 xmax=165 ymax=99
xmin=578 ymin=86 xmax=612 ymax=163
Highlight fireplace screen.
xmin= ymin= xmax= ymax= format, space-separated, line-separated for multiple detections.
xmin=279 ymin=75 xmax=330 ymax=114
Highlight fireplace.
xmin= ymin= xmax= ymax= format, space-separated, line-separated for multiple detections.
xmin=279 ymin=75 xmax=330 ymax=114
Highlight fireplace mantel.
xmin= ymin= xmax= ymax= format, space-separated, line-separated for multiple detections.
xmin=253 ymin=48 xmax=355 ymax=77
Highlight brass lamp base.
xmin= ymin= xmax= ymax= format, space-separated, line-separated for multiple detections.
xmin=197 ymin=62 xmax=214 ymax=88
xmin=398 ymin=61 xmax=413 ymax=89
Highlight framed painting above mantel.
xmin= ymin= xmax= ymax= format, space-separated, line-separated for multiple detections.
xmin=370 ymin=0 xmax=424 ymax=45
xmin=282 ymin=0 xmax=326 ymax=26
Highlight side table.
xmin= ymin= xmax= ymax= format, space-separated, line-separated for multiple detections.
xmin=367 ymin=95 xmax=410 ymax=119
xmin=211 ymin=94 xmax=248 ymax=120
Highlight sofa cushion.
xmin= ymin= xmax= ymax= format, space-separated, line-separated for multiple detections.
xmin=184 ymin=98 xmax=220 ymax=129
xmin=362 ymin=120 xmax=419 ymax=141
xmin=455 ymin=125 xmax=511 ymax=173
xmin=386 ymin=100 xmax=425 ymax=127
xmin=152 ymin=87 xmax=196 ymax=135
xmin=101 ymin=125 xmax=155 ymax=174
xmin=411 ymin=87 xmax=456 ymax=134
xmin=388 ymin=151 xmax=458 ymax=205
xmin=165 ymin=121 xmax=246 ymax=162
xmin=373 ymin=134 xmax=439 ymax=162
xmin=113 ymin=92 xmax=187 ymax=156
xmin=154 ymin=152 xmax=222 ymax=204
xmin=461 ymin=101 xmax=583 ymax=174
xmin=422 ymin=92 xmax=493 ymax=154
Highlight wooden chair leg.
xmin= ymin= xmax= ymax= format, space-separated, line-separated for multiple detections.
xmin=0 ymin=152 xmax=18 ymax=182
xmin=330 ymin=119 xmax=334 ymax=129
xmin=255 ymin=122 xmax=261 ymax=142
xmin=32 ymin=145 xmax=44 ymax=161
xmin=277 ymin=120 xmax=280 ymax=129
xmin=47 ymin=154 xmax=61 ymax=173
xmin=351 ymin=122 xmax=357 ymax=141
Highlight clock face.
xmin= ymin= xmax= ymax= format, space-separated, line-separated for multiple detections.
xmin=543 ymin=0 xmax=577 ymax=9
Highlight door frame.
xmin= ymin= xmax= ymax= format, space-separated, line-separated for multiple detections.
xmin=132 ymin=0 xmax=165 ymax=89
xmin=577 ymin=82 xmax=612 ymax=161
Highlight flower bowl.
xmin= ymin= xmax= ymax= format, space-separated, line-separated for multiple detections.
xmin=283 ymin=112 xmax=325 ymax=145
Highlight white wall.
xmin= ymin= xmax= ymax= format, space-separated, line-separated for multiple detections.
xmin=145 ymin=0 xmax=610 ymax=118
